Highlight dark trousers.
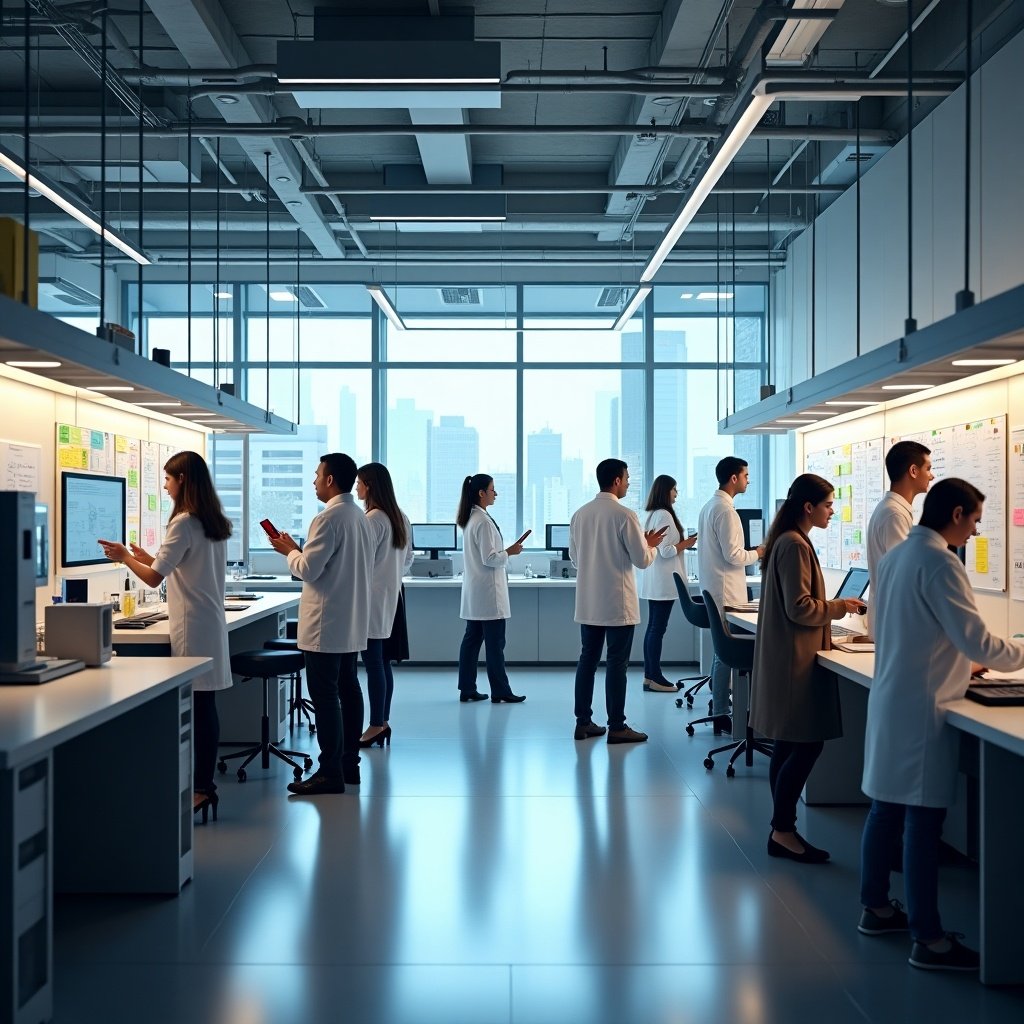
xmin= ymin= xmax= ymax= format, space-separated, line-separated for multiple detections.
xmin=303 ymin=650 xmax=363 ymax=778
xmin=457 ymin=619 xmax=513 ymax=698
xmin=642 ymin=599 xmax=675 ymax=684
xmin=768 ymin=738 xmax=825 ymax=832
xmin=193 ymin=690 xmax=219 ymax=795
xmin=362 ymin=638 xmax=395 ymax=726
xmin=574 ymin=623 xmax=634 ymax=731
xmin=860 ymin=799 xmax=947 ymax=942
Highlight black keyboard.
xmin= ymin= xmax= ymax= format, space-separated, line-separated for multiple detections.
xmin=966 ymin=684 xmax=1024 ymax=706
xmin=113 ymin=611 xmax=168 ymax=629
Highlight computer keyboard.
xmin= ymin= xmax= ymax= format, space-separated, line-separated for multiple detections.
xmin=114 ymin=610 xmax=168 ymax=629
xmin=831 ymin=625 xmax=856 ymax=637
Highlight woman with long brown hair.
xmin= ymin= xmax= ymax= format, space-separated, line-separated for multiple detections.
xmin=356 ymin=462 xmax=413 ymax=748
xmin=749 ymin=473 xmax=866 ymax=863
xmin=99 ymin=450 xmax=232 ymax=823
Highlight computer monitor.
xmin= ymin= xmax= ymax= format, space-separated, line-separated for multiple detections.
xmin=61 ymin=472 xmax=126 ymax=568
xmin=410 ymin=522 xmax=457 ymax=559
xmin=545 ymin=523 xmax=570 ymax=558
xmin=833 ymin=566 xmax=870 ymax=600
xmin=736 ymin=508 xmax=764 ymax=549
xmin=34 ymin=503 xmax=48 ymax=584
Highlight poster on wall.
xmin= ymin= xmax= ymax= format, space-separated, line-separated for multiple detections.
xmin=1011 ymin=427 xmax=1024 ymax=600
xmin=115 ymin=435 xmax=141 ymax=546
xmin=56 ymin=423 xmax=113 ymax=475
xmin=0 ymin=438 xmax=40 ymax=493
xmin=140 ymin=440 xmax=161 ymax=551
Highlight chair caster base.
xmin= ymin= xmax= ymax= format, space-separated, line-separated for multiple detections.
xmin=217 ymin=760 xmax=227 ymax=775
xmin=686 ymin=724 xmax=695 ymax=736
xmin=303 ymin=756 xmax=313 ymax=770
xmin=726 ymin=765 xmax=735 ymax=778
xmin=237 ymin=768 xmax=247 ymax=783
xmin=293 ymin=767 xmax=303 ymax=781
xmin=704 ymin=757 xmax=714 ymax=770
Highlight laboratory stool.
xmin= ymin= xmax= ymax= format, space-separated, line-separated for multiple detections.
xmin=263 ymin=637 xmax=316 ymax=734
xmin=218 ymin=650 xmax=314 ymax=782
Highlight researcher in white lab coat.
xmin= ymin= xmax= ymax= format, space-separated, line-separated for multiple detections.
xmin=865 ymin=440 xmax=933 ymax=634
xmin=355 ymin=462 xmax=414 ymax=748
xmin=638 ymin=474 xmax=697 ymax=692
xmin=859 ymin=478 xmax=1024 ymax=972
xmin=271 ymin=452 xmax=373 ymax=796
xmin=570 ymin=458 xmax=667 ymax=744
xmin=99 ymin=450 xmax=232 ymax=823
xmin=697 ymin=457 xmax=765 ymax=722
xmin=456 ymin=473 xmax=528 ymax=703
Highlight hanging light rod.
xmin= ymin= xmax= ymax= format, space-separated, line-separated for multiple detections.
xmin=612 ymin=286 xmax=652 ymax=331
xmin=0 ymin=142 xmax=150 ymax=265
xmin=366 ymin=285 xmax=406 ymax=331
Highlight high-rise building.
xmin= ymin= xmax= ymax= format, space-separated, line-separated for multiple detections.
xmin=388 ymin=397 xmax=433 ymax=521
xmin=526 ymin=427 xmax=562 ymax=535
xmin=338 ymin=386 xmax=358 ymax=454
xmin=490 ymin=471 xmax=518 ymax=541
xmin=248 ymin=424 xmax=328 ymax=544
xmin=620 ymin=328 xmax=645 ymax=509
xmin=427 ymin=416 xmax=479 ymax=521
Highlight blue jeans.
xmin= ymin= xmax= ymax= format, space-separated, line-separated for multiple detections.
xmin=303 ymin=651 xmax=363 ymax=778
xmin=574 ymin=624 xmax=634 ymax=731
xmin=458 ymin=619 xmax=514 ymax=698
xmin=361 ymin=638 xmax=394 ymax=727
xmin=710 ymin=654 xmax=732 ymax=717
xmin=860 ymin=799 xmax=947 ymax=943
xmin=642 ymin=599 xmax=674 ymax=684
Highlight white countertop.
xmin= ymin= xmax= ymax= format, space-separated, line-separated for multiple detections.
xmin=112 ymin=591 xmax=299 ymax=644
xmin=0 ymin=656 xmax=211 ymax=768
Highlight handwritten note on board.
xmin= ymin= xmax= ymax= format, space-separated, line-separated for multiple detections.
xmin=0 ymin=439 xmax=41 ymax=492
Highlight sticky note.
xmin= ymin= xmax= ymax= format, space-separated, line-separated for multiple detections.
xmin=115 ymin=436 xmax=129 ymax=453
xmin=853 ymin=529 xmax=862 ymax=543
xmin=1015 ymin=508 xmax=1024 ymax=527
xmin=841 ymin=506 xmax=852 ymax=523
xmin=148 ymin=494 xmax=158 ymax=511
xmin=70 ymin=427 xmax=82 ymax=444
xmin=842 ymin=444 xmax=852 ymax=457
xmin=90 ymin=431 xmax=104 ymax=450
xmin=127 ymin=470 xmax=139 ymax=487
xmin=58 ymin=425 xmax=70 ymax=444
xmin=975 ymin=537 xmax=989 ymax=574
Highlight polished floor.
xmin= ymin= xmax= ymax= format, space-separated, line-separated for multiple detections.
xmin=55 ymin=668 xmax=1023 ymax=1023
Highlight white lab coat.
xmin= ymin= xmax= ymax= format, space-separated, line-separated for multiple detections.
xmin=365 ymin=508 xmax=414 ymax=640
xmin=460 ymin=505 xmax=510 ymax=620
xmin=288 ymin=493 xmax=372 ymax=654
xmin=151 ymin=513 xmax=232 ymax=692
xmin=697 ymin=489 xmax=759 ymax=611
xmin=865 ymin=490 xmax=913 ymax=634
xmin=637 ymin=508 xmax=686 ymax=601
xmin=570 ymin=492 xmax=656 ymax=626
xmin=863 ymin=526 xmax=1024 ymax=807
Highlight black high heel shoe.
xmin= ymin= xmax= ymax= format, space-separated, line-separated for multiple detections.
xmin=359 ymin=725 xmax=392 ymax=748
xmin=194 ymin=791 xmax=219 ymax=824
xmin=492 ymin=693 xmax=526 ymax=703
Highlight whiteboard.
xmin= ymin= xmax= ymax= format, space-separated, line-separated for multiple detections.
xmin=0 ymin=438 xmax=41 ymax=493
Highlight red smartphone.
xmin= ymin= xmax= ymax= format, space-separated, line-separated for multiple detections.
xmin=259 ymin=518 xmax=280 ymax=539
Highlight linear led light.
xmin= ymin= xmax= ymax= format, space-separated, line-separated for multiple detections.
xmin=824 ymin=400 xmax=877 ymax=407
xmin=269 ymin=290 xmax=297 ymax=302
xmin=278 ymin=76 xmax=499 ymax=85
xmin=696 ymin=291 xmax=734 ymax=300
xmin=776 ymin=419 xmax=810 ymax=425
xmin=882 ymin=383 xmax=932 ymax=391
xmin=679 ymin=292 xmax=694 ymax=299
xmin=366 ymin=285 xmax=406 ymax=331
xmin=641 ymin=94 xmax=773 ymax=284
xmin=0 ymin=143 xmax=150 ymax=265
xmin=765 ymin=0 xmax=844 ymax=68
xmin=214 ymin=291 xmax=233 ymax=300
xmin=5 ymin=359 xmax=62 ymax=368
xmin=368 ymin=215 xmax=507 ymax=222
xmin=951 ymin=358 xmax=1016 ymax=366
xmin=612 ymin=286 xmax=652 ymax=331
xmin=86 ymin=385 xmax=135 ymax=392
xmin=134 ymin=401 xmax=183 ymax=407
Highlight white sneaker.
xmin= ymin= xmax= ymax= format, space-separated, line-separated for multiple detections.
xmin=643 ymin=678 xmax=677 ymax=692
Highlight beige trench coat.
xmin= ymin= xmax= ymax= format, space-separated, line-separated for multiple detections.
xmin=749 ymin=530 xmax=847 ymax=743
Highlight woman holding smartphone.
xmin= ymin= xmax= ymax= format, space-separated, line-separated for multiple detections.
xmin=99 ymin=450 xmax=232 ymax=823
xmin=355 ymin=462 xmax=414 ymax=748
xmin=456 ymin=473 xmax=529 ymax=703
xmin=638 ymin=474 xmax=698 ymax=692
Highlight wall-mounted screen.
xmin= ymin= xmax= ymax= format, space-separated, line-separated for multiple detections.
xmin=61 ymin=472 xmax=126 ymax=568
xmin=34 ymin=503 xmax=48 ymax=584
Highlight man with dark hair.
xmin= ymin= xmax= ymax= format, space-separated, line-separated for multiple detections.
xmin=271 ymin=452 xmax=372 ymax=795
xmin=569 ymin=459 xmax=667 ymax=743
xmin=859 ymin=478 xmax=1024 ymax=972
xmin=866 ymin=441 xmax=932 ymax=634
xmin=696 ymin=456 xmax=764 ymax=726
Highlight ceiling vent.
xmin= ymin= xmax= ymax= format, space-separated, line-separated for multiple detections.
xmin=44 ymin=277 xmax=100 ymax=307
xmin=295 ymin=285 xmax=326 ymax=309
xmin=596 ymin=287 xmax=628 ymax=308
xmin=439 ymin=287 xmax=482 ymax=306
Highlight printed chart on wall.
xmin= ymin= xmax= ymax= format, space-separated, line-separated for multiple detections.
xmin=56 ymin=423 xmax=113 ymax=474
xmin=896 ymin=416 xmax=1006 ymax=592
xmin=0 ymin=438 xmax=40 ymax=493
xmin=804 ymin=439 xmax=886 ymax=570
xmin=115 ymin=435 xmax=141 ymax=546
xmin=1009 ymin=427 xmax=1024 ymax=600
xmin=159 ymin=444 xmax=174 ymax=522
xmin=140 ymin=441 xmax=162 ymax=551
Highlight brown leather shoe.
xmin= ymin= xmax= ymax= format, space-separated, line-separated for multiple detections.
xmin=607 ymin=726 xmax=648 ymax=744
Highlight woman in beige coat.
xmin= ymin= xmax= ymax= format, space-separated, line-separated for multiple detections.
xmin=750 ymin=474 xmax=867 ymax=864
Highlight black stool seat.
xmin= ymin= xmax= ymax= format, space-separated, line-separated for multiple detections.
xmin=263 ymin=638 xmax=300 ymax=652
xmin=231 ymin=649 xmax=304 ymax=677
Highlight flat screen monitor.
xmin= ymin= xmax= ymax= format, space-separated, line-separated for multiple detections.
xmin=546 ymin=523 xmax=570 ymax=557
xmin=736 ymin=508 xmax=764 ymax=550
xmin=34 ymin=503 xmax=48 ymax=584
xmin=61 ymin=471 xmax=126 ymax=568
xmin=411 ymin=522 xmax=457 ymax=558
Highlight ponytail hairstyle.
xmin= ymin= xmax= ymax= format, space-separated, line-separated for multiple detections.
xmin=762 ymin=473 xmax=834 ymax=566
xmin=644 ymin=474 xmax=684 ymax=539
xmin=357 ymin=461 xmax=408 ymax=549
xmin=164 ymin=450 xmax=233 ymax=541
xmin=457 ymin=473 xmax=493 ymax=529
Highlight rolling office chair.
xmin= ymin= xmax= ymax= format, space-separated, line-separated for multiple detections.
xmin=263 ymin=636 xmax=316 ymax=734
xmin=671 ymin=573 xmax=713 ymax=714
xmin=218 ymin=650 xmax=314 ymax=782
xmin=700 ymin=591 xmax=773 ymax=777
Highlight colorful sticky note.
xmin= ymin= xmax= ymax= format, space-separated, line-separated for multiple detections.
xmin=841 ymin=506 xmax=852 ymax=523
xmin=58 ymin=425 xmax=70 ymax=444
xmin=841 ymin=444 xmax=852 ymax=457
xmin=974 ymin=537 xmax=989 ymax=574
xmin=1014 ymin=508 xmax=1024 ymax=527
xmin=148 ymin=494 xmax=158 ymax=511
xmin=90 ymin=431 xmax=104 ymax=450
xmin=127 ymin=470 xmax=139 ymax=487
xmin=115 ymin=436 xmax=129 ymax=453
xmin=853 ymin=529 xmax=862 ymax=544
xmin=69 ymin=427 xmax=82 ymax=445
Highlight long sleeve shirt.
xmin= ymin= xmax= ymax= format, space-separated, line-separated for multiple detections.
xmin=697 ymin=489 xmax=759 ymax=611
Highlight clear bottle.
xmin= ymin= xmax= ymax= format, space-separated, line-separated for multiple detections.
xmin=523 ymin=562 xmax=533 ymax=579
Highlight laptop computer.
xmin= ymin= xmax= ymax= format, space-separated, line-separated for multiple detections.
xmin=829 ymin=567 xmax=870 ymax=636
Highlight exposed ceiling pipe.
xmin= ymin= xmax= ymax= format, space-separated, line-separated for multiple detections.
xmin=197 ymin=137 xmax=240 ymax=188
xmin=122 ymin=64 xmax=279 ymax=86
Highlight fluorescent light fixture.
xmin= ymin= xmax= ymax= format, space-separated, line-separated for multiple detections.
xmin=0 ymin=142 xmax=150 ymax=265
xmin=882 ymin=383 xmax=932 ymax=391
xmin=369 ymin=215 xmax=506 ymax=222
xmin=612 ymin=286 xmax=652 ymax=331
xmin=766 ymin=0 xmax=844 ymax=67
xmin=282 ymin=76 xmax=498 ymax=85
xmin=951 ymin=358 xmax=1016 ymax=366
xmin=134 ymin=401 xmax=183 ymax=407
xmin=776 ymin=419 xmax=810 ymax=425
xmin=214 ymin=290 xmax=233 ymax=300
xmin=366 ymin=285 xmax=406 ymax=331
xmin=86 ymin=385 xmax=135 ymax=392
xmin=825 ymin=400 xmax=877 ymax=406
xmin=696 ymin=291 xmax=734 ymax=300
xmin=641 ymin=94 xmax=773 ymax=283
xmin=269 ymin=289 xmax=297 ymax=302
xmin=679 ymin=292 xmax=694 ymax=299
xmin=5 ymin=359 xmax=62 ymax=368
